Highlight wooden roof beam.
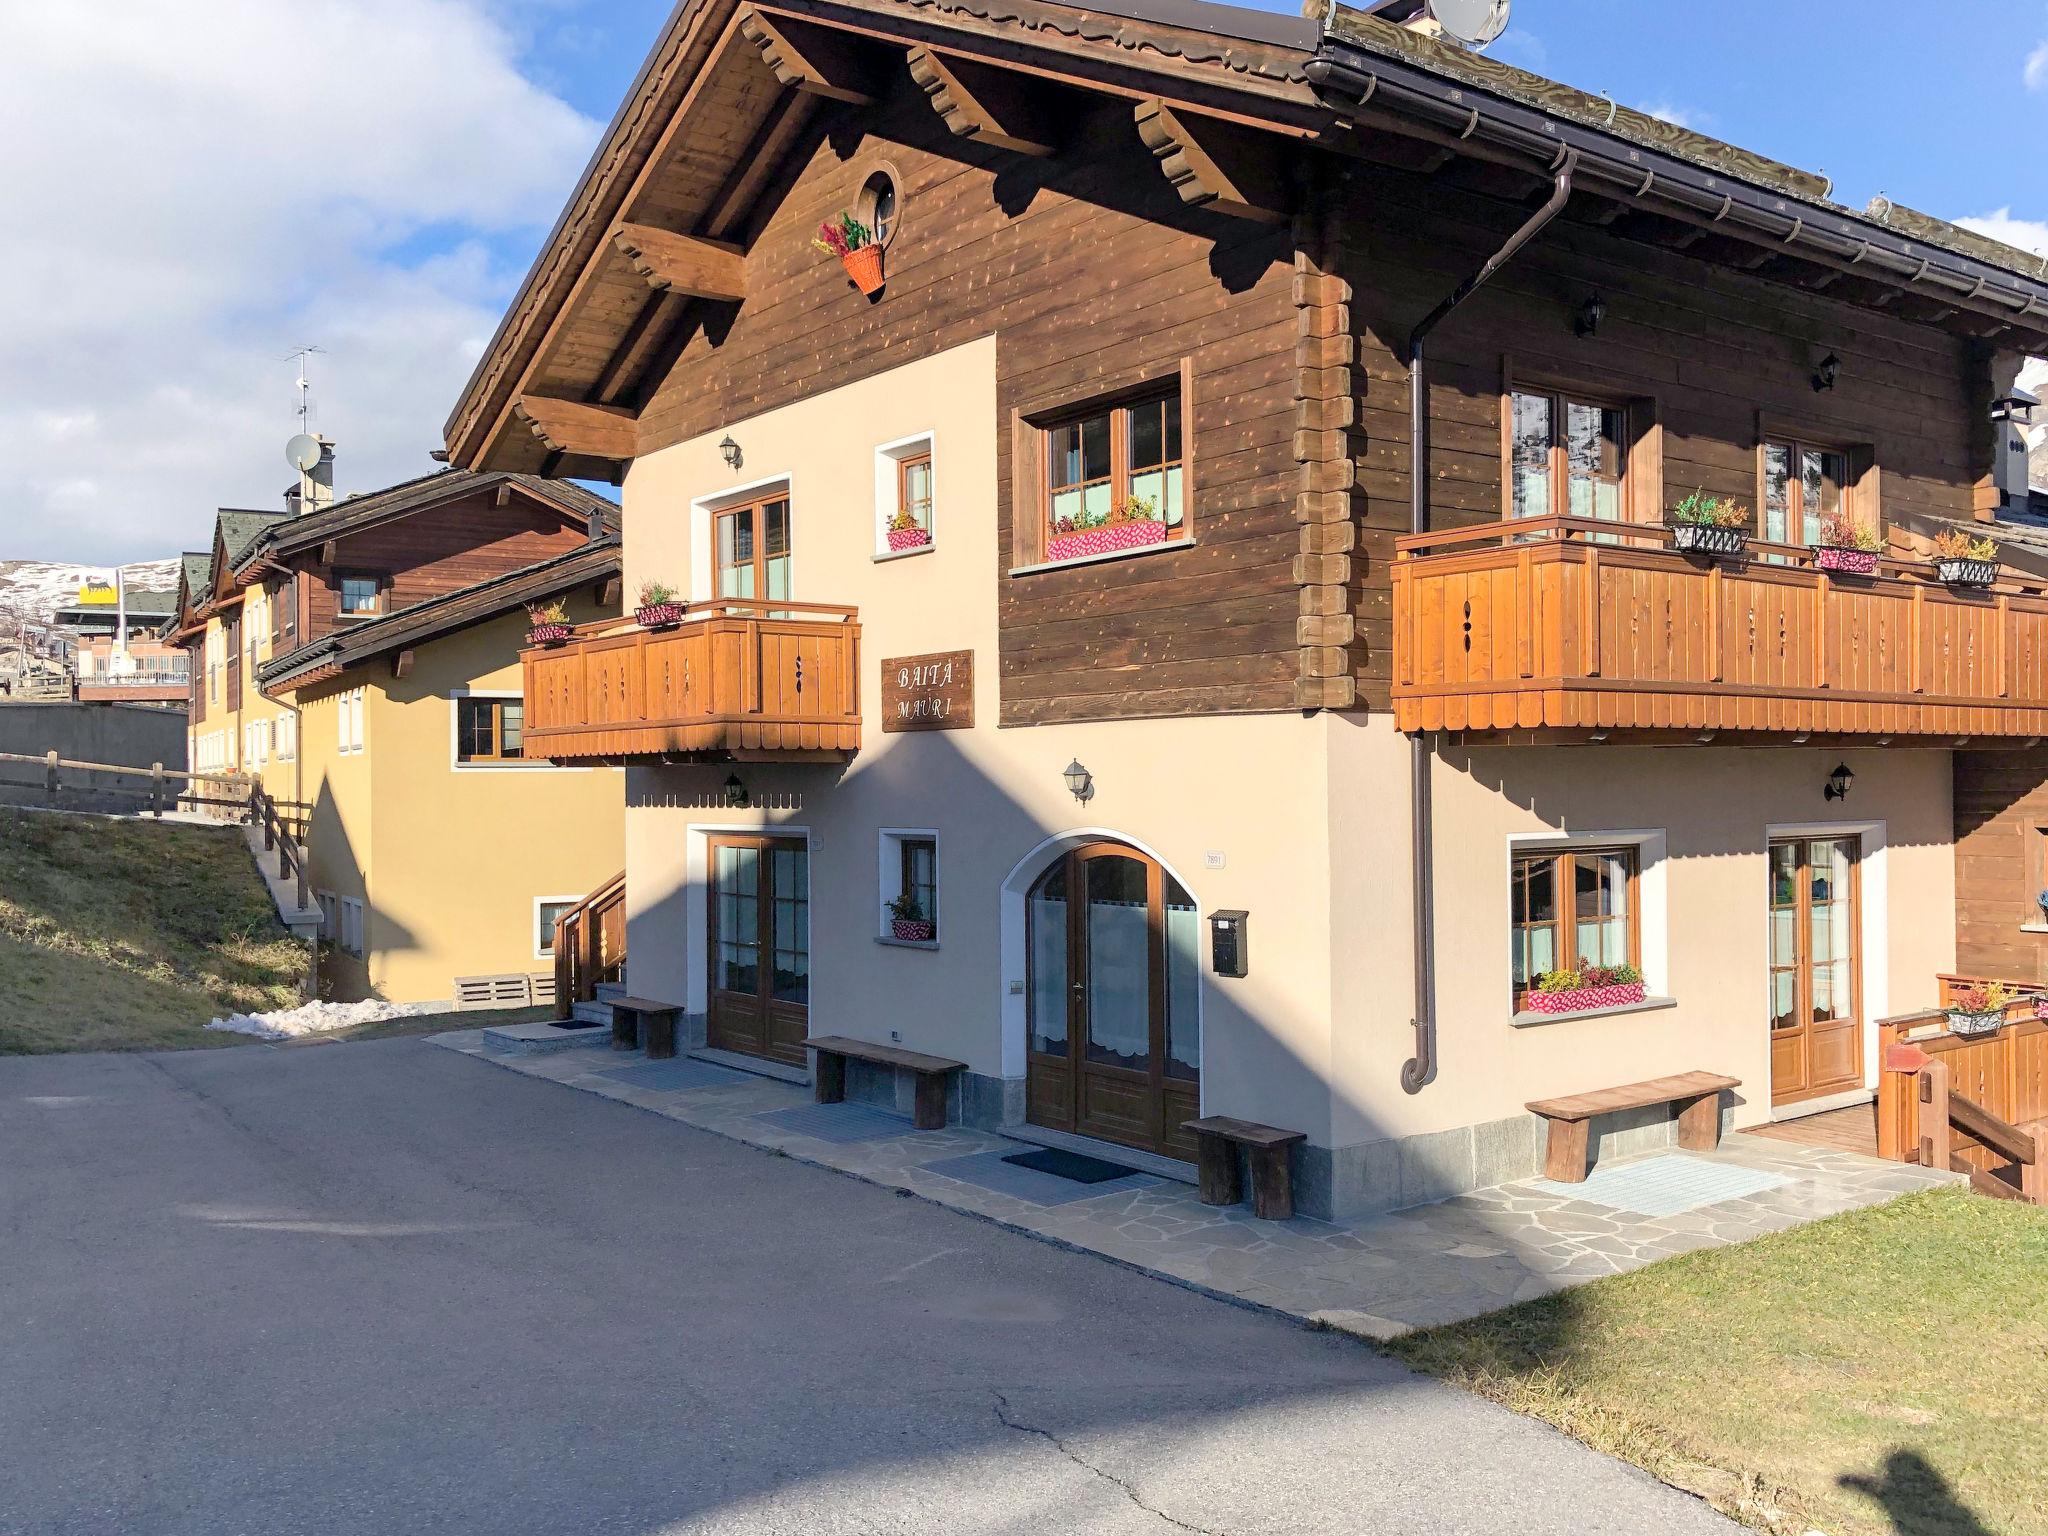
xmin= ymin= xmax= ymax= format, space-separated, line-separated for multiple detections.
xmin=906 ymin=46 xmax=1056 ymax=157
xmin=612 ymin=223 xmax=746 ymax=301
xmin=513 ymin=395 xmax=641 ymax=461
xmin=738 ymin=11 xmax=875 ymax=105
xmin=1133 ymin=99 xmax=1288 ymax=225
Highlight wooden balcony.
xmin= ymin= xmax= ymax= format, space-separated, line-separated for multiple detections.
xmin=521 ymin=600 xmax=861 ymax=764
xmin=1392 ymin=517 xmax=2048 ymax=743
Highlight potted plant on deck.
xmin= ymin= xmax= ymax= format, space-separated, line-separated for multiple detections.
xmin=814 ymin=211 xmax=883 ymax=296
xmin=1523 ymin=963 xmax=1646 ymax=1016
xmin=635 ymin=581 xmax=683 ymax=629
xmin=888 ymin=892 xmax=934 ymax=943
xmin=525 ymin=599 xmax=571 ymax=647
xmin=1668 ymin=490 xmax=1750 ymax=558
xmin=1045 ymin=495 xmax=1168 ymax=564
xmin=1812 ymin=511 xmax=1885 ymax=576
xmin=886 ymin=508 xmax=931 ymax=553
xmin=1931 ymin=529 xmax=1998 ymax=589
xmin=1946 ymin=979 xmax=2016 ymax=1037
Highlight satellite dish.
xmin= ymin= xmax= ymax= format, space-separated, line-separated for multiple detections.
xmin=1427 ymin=0 xmax=1511 ymax=49
xmin=286 ymin=433 xmax=324 ymax=472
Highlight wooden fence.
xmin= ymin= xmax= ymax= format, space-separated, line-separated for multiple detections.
xmin=0 ymin=751 xmax=250 ymax=818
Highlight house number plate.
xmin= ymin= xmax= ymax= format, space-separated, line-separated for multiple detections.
xmin=882 ymin=649 xmax=974 ymax=732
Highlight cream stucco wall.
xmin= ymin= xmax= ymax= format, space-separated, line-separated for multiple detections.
xmin=621 ymin=337 xmax=1344 ymax=1137
xmin=299 ymin=597 xmax=623 ymax=1004
xmin=189 ymin=591 xmax=300 ymax=803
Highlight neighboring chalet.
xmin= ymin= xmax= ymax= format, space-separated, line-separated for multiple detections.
xmin=438 ymin=0 xmax=2048 ymax=1213
xmin=169 ymin=457 xmax=626 ymax=1006
xmin=57 ymin=585 xmax=188 ymax=705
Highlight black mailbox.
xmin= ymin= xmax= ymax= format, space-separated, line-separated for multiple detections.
xmin=1209 ymin=909 xmax=1248 ymax=978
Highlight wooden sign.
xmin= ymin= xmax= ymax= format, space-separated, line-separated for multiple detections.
xmin=882 ymin=649 xmax=974 ymax=732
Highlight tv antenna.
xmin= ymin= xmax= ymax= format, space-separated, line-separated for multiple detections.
xmin=283 ymin=344 xmax=325 ymax=430
xmin=1426 ymin=0 xmax=1511 ymax=50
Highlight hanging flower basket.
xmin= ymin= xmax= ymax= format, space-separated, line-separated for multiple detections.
xmin=2032 ymin=994 xmax=2048 ymax=1022
xmin=1813 ymin=545 xmax=1879 ymax=576
xmin=1671 ymin=524 xmax=1748 ymax=558
xmin=891 ymin=917 xmax=935 ymax=942
xmin=1524 ymin=979 xmax=1648 ymax=1015
xmin=1946 ymin=1007 xmax=2005 ymax=1038
xmin=1935 ymin=558 xmax=1996 ymax=588
xmin=635 ymin=602 xmax=684 ymax=629
xmin=526 ymin=623 xmax=571 ymax=647
xmin=886 ymin=524 xmax=931 ymax=553
xmin=1047 ymin=519 xmax=1167 ymax=564
xmin=840 ymin=245 xmax=885 ymax=296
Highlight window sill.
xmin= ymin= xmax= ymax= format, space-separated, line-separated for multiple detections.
xmin=1009 ymin=536 xmax=1193 ymax=578
xmin=872 ymin=542 xmax=935 ymax=564
xmin=1510 ymin=995 xmax=1677 ymax=1028
xmin=2022 ymin=923 xmax=2048 ymax=934
xmin=874 ymin=935 xmax=940 ymax=951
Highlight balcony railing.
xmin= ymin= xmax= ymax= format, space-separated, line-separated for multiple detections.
xmin=1392 ymin=516 xmax=2048 ymax=741
xmin=521 ymin=598 xmax=861 ymax=764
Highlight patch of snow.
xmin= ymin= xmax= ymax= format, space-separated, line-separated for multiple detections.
xmin=206 ymin=998 xmax=435 ymax=1041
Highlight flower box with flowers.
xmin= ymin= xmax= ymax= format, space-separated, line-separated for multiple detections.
xmin=1812 ymin=511 xmax=1884 ymax=576
xmin=1668 ymin=491 xmax=1749 ymax=559
xmin=525 ymin=601 xmax=572 ymax=648
xmin=634 ymin=581 xmax=683 ymax=630
xmin=1931 ymin=529 xmax=1998 ymax=589
xmin=891 ymin=917 xmax=935 ymax=942
xmin=1947 ymin=980 xmax=2016 ymax=1038
xmin=1046 ymin=496 xmax=1168 ymax=564
xmin=1522 ymin=965 xmax=1647 ymax=1016
xmin=886 ymin=520 xmax=931 ymax=553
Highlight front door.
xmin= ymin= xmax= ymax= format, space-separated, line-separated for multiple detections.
xmin=707 ymin=835 xmax=809 ymax=1066
xmin=1768 ymin=835 xmax=1863 ymax=1105
xmin=1026 ymin=844 xmax=1201 ymax=1161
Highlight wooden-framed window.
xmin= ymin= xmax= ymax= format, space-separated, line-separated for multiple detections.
xmin=1761 ymin=438 xmax=1851 ymax=548
xmin=1508 ymin=387 xmax=1628 ymax=524
xmin=712 ymin=492 xmax=792 ymax=603
xmin=455 ymin=697 xmax=524 ymax=763
xmin=337 ymin=574 xmax=381 ymax=618
xmin=1509 ymin=845 xmax=1640 ymax=1008
xmin=898 ymin=453 xmax=932 ymax=535
xmin=337 ymin=687 xmax=365 ymax=755
xmin=900 ymin=836 xmax=937 ymax=934
xmin=536 ymin=897 xmax=577 ymax=958
xmin=1013 ymin=363 xmax=1194 ymax=568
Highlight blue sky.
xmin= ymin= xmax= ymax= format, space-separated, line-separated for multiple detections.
xmin=5 ymin=0 xmax=2042 ymax=567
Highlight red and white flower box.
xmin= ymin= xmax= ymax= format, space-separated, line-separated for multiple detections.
xmin=526 ymin=623 xmax=571 ymax=647
xmin=635 ymin=602 xmax=684 ymax=629
xmin=1523 ymin=979 xmax=1647 ymax=1016
xmin=1046 ymin=520 xmax=1167 ymax=564
xmin=891 ymin=918 xmax=935 ymax=942
xmin=1812 ymin=545 xmax=1878 ymax=576
xmin=886 ymin=525 xmax=931 ymax=553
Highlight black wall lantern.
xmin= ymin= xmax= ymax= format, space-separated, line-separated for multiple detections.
xmin=1811 ymin=352 xmax=1841 ymax=393
xmin=1823 ymin=761 xmax=1854 ymax=802
xmin=723 ymin=772 xmax=750 ymax=808
xmin=718 ymin=435 xmax=743 ymax=470
xmin=1574 ymin=295 xmax=1606 ymax=338
xmin=1062 ymin=758 xmax=1093 ymax=803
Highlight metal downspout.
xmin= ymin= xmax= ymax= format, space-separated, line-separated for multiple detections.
xmin=1399 ymin=151 xmax=1577 ymax=1095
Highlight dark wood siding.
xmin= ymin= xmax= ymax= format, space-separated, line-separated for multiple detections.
xmin=1322 ymin=158 xmax=1982 ymax=711
xmin=1956 ymin=750 xmax=2048 ymax=982
xmin=631 ymin=85 xmax=1301 ymax=724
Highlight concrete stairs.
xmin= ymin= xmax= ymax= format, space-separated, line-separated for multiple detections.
xmin=241 ymin=822 xmax=321 ymax=940
xmin=569 ymin=980 xmax=625 ymax=1030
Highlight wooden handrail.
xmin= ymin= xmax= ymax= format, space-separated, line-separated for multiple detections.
xmin=0 ymin=751 xmax=248 ymax=785
xmin=553 ymin=870 xmax=627 ymax=1020
xmin=542 ymin=599 xmax=860 ymax=648
xmin=1889 ymin=1050 xmax=2046 ymax=1205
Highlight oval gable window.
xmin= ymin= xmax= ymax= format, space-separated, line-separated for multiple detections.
xmin=858 ymin=168 xmax=900 ymax=248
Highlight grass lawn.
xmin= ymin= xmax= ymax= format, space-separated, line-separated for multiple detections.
xmin=1390 ymin=1188 xmax=2047 ymax=1536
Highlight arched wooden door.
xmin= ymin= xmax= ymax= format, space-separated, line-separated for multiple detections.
xmin=1025 ymin=843 xmax=1201 ymax=1161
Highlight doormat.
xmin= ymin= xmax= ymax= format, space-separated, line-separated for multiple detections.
xmin=1002 ymin=1147 xmax=1140 ymax=1184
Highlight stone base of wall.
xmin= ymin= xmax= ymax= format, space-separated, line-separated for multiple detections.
xmin=836 ymin=1058 xmax=1022 ymax=1130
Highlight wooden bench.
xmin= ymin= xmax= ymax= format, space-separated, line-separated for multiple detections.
xmin=1183 ymin=1116 xmax=1307 ymax=1220
xmin=1525 ymin=1071 xmax=1741 ymax=1182
xmin=804 ymin=1036 xmax=964 ymax=1129
xmin=610 ymin=996 xmax=682 ymax=1059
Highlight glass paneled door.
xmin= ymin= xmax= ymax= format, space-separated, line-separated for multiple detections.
xmin=712 ymin=493 xmax=792 ymax=608
xmin=1025 ymin=843 xmax=1201 ymax=1161
xmin=707 ymin=835 xmax=809 ymax=1067
xmin=1768 ymin=836 xmax=1862 ymax=1105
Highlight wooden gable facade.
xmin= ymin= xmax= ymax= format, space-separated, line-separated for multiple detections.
xmin=444 ymin=0 xmax=2048 ymax=733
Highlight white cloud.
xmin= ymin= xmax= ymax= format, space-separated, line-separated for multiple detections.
xmin=1638 ymin=100 xmax=1712 ymax=132
xmin=0 ymin=0 xmax=599 ymax=564
xmin=2027 ymin=37 xmax=2048 ymax=90
xmin=1955 ymin=208 xmax=2048 ymax=260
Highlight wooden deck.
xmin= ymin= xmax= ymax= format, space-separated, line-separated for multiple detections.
xmin=1747 ymin=1103 xmax=1880 ymax=1157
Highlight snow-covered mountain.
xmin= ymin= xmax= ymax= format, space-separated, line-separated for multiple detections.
xmin=0 ymin=558 xmax=182 ymax=626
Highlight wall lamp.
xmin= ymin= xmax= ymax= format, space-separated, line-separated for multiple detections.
xmin=723 ymin=772 xmax=750 ymax=809
xmin=718 ymin=435 xmax=743 ymax=470
xmin=1573 ymin=295 xmax=1606 ymax=338
xmin=1811 ymin=352 xmax=1841 ymax=393
xmin=1823 ymin=761 xmax=1854 ymax=802
xmin=1062 ymin=758 xmax=1094 ymax=804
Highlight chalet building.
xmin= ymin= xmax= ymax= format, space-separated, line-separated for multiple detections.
xmin=169 ymin=461 xmax=627 ymax=1006
xmin=439 ymin=0 xmax=2048 ymax=1214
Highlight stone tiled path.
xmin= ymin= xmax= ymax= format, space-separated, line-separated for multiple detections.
xmin=434 ymin=1030 xmax=1958 ymax=1339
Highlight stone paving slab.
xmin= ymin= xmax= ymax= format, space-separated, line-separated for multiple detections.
xmin=430 ymin=1030 xmax=1962 ymax=1339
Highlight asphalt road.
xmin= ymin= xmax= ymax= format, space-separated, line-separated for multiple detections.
xmin=0 ymin=1038 xmax=1734 ymax=1535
